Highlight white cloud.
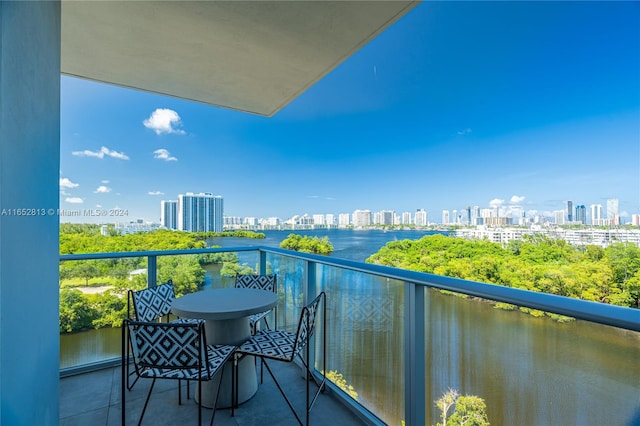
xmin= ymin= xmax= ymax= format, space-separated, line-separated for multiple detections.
xmin=72 ymin=146 xmax=129 ymax=160
xmin=96 ymin=204 xmax=103 ymax=208
xmin=148 ymin=191 xmax=164 ymax=196
xmin=153 ymin=149 xmax=178 ymax=161
xmin=94 ymin=185 xmax=111 ymax=193
xmin=457 ymin=128 xmax=472 ymax=135
xmin=101 ymin=180 xmax=110 ymax=184
xmin=489 ymin=198 xmax=504 ymax=208
xmin=143 ymin=109 xmax=186 ymax=135
xmin=60 ymin=177 xmax=79 ymax=189
xmin=510 ymin=195 xmax=525 ymax=204
xmin=65 ymin=197 xmax=83 ymax=204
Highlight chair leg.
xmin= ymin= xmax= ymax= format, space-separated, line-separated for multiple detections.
xmin=261 ymin=360 xmax=304 ymax=425
xmin=209 ymin=362 xmax=228 ymax=426
xmin=138 ymin=378 xmax=157 ymax=426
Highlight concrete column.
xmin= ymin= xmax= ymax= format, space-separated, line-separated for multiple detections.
xmin=0 ymin=1 xmax=61 ymax=424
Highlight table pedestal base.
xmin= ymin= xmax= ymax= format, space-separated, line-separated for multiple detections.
xmin=196 ymin=317 xmax=257 ymax=408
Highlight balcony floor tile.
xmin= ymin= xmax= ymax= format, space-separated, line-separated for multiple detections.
xmin=61 ymin=362 xmax=366 ymax=425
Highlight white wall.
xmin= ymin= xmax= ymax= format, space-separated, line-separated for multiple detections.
xmin=0 ymin=1 xmax=60 ymax=423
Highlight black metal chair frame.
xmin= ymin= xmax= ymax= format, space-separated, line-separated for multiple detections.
xmin=121 ymin=319 xmax=235 ymax=426
xmin=234 ymin=292 xmax=326 ymax=425
xmin=125 ymin=280 xmax=197 ymax=392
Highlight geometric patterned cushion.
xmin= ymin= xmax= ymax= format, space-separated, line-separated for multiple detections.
xmin=129 ymin=320 xmax=235 ymax=381
xmin=131 ymin=281 xmax=198 ymax=325
xmin=139 ymin=344 xmax=236 ymax=381
xmin=238 ymin=329 xmax=297 ymax=361
xmin=238 ymin=292 xmax=323 ymax=362
xmin=234 ymin=274 xmax=277 ymax=292
xmin=131 ymin=282 xmax=176 ymax=322
xmin=235 ymin=275 xmax=277 ymax=333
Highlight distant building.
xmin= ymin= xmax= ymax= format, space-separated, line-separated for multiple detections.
xmin=374 ymin=210 xmax=394 ymax=225
xmin=312 ymin=214 xmax=325 ymax=225
xmin=401 ymin=211 xmax=413 ymax=225
xmin=632 ymin=214 xmax=640 ymax=226
xmin=442 ymin=210 xmax=450 ymax=225
xmin=567 ymin=200 xmax=573 ymax=222
xmin=472 ymin=206 xmax=480 ymax=225
xmin=554 ymin=210 xmax=565 ymax=225
xmin=352 ymin=209 xmax=372 ymax=227
xmin=575 ymin=205 xmax=587 ymax=224
xmin=160 ymin=200 xmax=178 ymax=230
xmin=338 ymin=213 xmax=351 ymax=227
xmin=177 ymin=192 xmax=223 ymax=232
xmin=325 ymin=214 xmax=335 ymax=226
xmin=414 ymin=209 xmax=427 ymax=226
xmin=590 ymin=204 xmax=603 ymax=225
xmin=607 ymin=198 xmax=620 ymax=225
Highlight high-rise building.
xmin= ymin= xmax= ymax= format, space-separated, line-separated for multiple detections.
xmin=554 ymin=210 xmax=565 ymax=225
xmin=472 ymin=206 xmax=480 ymax=225
xmin=590 ymin=204 xmax=603 ymax=225
xmin=414 ymin=209 xmax=427 ymax=226
xmin=160 ymin=200 xmax=178 ymax=229
xmin=352 ymin=210 xmax=372 ymax=227
xmin=312 ymin=214 xmax=325 ymax=225
xmin=338 ymin=213 xmax=351 ymax=227
xmin=567 ymin=201 xmax=573 ymax=222
xmin=575 ymin=205 xmax=586 ymax=224
xmin=325 ymin=214 xmax=336 ymax=226
xmin=177 ymin=192 xmax=223 ymax=232
xmin=606 ymin=198 xmax=620 ymax=225
xmin=401 ymin=211 xmax=413 ymax=225
xmin=442 ymin=210 xmax=450 ymax=225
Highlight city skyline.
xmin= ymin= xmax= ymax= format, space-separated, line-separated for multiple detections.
xmin=60 ymin=2 xmax=640 ymax=224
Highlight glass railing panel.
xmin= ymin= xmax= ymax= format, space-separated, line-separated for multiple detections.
xmin=266 ymin=253 xmax=306 ymax=332
xmin=422 ymin=288 xmax=640 ymax=425
xmin=317 ymin=264 xmax=406 ymax=425
xmin=59 ymin=256 xmax=147 ymax=369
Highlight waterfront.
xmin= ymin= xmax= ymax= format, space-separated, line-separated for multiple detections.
xmin=60 ymin=229 xmax=640 ymax=425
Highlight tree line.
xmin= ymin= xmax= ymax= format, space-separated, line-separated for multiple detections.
xmin=367 ymin=234 xmax=640 ymax=314
xmin=59 ymin=225 xmax=264 ymax=332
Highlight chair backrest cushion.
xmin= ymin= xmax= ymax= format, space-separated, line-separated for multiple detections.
xmin=131 ymin=282 xmax=176 ymax=322
xmin=128 ymin=320 xmax=203 ymax=369
xmin=235 ymin=274 xmax=277 ymax=292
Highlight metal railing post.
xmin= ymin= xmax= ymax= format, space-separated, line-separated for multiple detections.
xmin=306 ymin=260 xmax=318 ymax=375
xmin=404 ymin=282 xmax=425 ymax=426
xmin=147 ymin=255 xmax=157 ymax=287
xmin=258 ymin=250 xmax=267 ymax=274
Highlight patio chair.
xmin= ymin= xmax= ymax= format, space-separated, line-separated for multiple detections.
xmin=234 ymin=274 xmax=278 ymax=334
xmin=234 ymin=292 xmax=326 ymax=425
xmin=126 ymin=280 xmax=198 ymax=391
xmin=121 ymin=319 xmax=235 ymax=426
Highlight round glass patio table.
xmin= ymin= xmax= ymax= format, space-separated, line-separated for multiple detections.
xmin=171 ymin=287 xmax=278 ymax=408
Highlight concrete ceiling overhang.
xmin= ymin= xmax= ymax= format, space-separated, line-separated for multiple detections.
xmin=61 ymin=1 xmax=419 ymax=117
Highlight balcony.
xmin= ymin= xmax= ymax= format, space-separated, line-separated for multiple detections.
xmin=60 ymin=246 xmax=640 ymax=425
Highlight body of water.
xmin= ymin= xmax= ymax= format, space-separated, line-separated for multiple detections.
xmin=61 ymin=229 xmax=640 ymax=425
xmin=207 ymin=228 xmax=446 ymax=261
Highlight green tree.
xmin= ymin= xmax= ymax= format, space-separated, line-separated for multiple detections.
xmin=435 ymin=388 xmax=489 ymax=426
xmin=280 ymin=234 xmax=333 ymax=255
xmin=59 ymin=289 xmax=97 ymax=332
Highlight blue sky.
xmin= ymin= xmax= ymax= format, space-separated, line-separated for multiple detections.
xmin=60 ymin=1 xmax=640 ymax=224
